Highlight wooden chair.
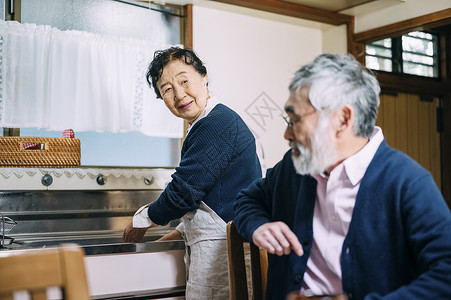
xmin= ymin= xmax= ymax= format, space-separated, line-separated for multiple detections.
xmin=227 ymin=220 xmax=268 ymax=300
xmin=286 ymin=292 xmax=348 ymax=300
xmin=0 ymin=244 xmax=91 ymax=300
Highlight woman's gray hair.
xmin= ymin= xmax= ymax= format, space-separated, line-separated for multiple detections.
xmin=289 ymin=54 xmax=381 ymax=138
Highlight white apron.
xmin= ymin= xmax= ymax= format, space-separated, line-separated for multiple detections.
xmin=180 ymin=201 xmax=229 ymax=300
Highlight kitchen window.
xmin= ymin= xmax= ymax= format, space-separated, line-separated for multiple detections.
xmin=365 ymin=31 xmax=439 ymax=78
xmin=1 ymin=0 xmax=185 ymax=167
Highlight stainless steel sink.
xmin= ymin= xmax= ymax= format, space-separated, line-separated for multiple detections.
xmin=7 ymin=229 xmax=185 ymax=255
xmin=14 ymin=234 xmax=161 ymax=248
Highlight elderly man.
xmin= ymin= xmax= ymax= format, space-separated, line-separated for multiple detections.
xmin=234 ymin=54 xmax=451 ymax=300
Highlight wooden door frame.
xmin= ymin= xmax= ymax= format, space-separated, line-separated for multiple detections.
xmin=182 ymin=4 xmax=194 ymax=139
xmin=208 ymin=0 xmax=352 ymax=25
xmin=350 ymin=9 xmax=451 ymax=206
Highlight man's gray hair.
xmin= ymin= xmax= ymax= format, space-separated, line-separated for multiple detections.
xmin=289 ymin=54 xmax=381 ymax=138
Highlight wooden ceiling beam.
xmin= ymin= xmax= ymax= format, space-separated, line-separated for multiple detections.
xmin=354 ymin=8 xmax=451 ymax=42
xmin=209 ymin=0 xmax=352 ymax=25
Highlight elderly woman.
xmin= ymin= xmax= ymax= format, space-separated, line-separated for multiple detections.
xmin=122 ymin=47 xmax=261 ymax=299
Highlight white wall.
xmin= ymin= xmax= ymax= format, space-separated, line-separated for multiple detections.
xmin=322 ymin=24 xmax=347 ymax=54
xmin=191 ymin=0 xmax=449 ymax=168
xmin=354 ymin=0 xmax=451 ymax=33
xmin=192 ymin=2 xmax=326 ymax=170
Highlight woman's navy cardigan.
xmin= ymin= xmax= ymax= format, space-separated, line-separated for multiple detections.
xmin=148 ymin=103 xmax=261 ymax=224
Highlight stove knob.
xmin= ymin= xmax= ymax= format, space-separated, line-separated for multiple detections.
xmin=144 ymin=176 xmax=154 ymax=185
xmin=96 ymin=174 xmax=106 ymax=185
xmin=41 ymin=174 xmax=53 ymax=186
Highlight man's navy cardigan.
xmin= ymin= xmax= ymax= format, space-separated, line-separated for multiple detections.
xmin=148 ymin=103 xmax=261 ymax=224
xmin=234 ymin=140 xmax=451 ymax=300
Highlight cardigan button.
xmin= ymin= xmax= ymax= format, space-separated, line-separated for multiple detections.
xmin=294 ymin=274 xmax=302 ymax=284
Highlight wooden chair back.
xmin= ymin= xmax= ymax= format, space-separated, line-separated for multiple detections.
xmin=227 ymin=220 xmax=268 ymax=300
xmin=0 ymin=244 xmax=90 ymax=300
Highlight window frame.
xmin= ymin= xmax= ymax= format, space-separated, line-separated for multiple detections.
xmin=1 ymin=0 xmax=190 ymax=168
xmin=365 ymin=30 xmax=440 ymax=78
xmin=351 ymin=10 xmax=451 ymax=206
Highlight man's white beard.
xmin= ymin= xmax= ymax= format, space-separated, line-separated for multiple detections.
xmin=291 ymin=115 xmax=338 ymax=175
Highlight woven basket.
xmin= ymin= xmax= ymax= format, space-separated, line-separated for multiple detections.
xmin=0 ymin=137 xmax=81 ymax=168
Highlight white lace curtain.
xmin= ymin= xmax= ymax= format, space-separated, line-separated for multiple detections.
xmin=0 ymin=20 xmax=183 ymax=138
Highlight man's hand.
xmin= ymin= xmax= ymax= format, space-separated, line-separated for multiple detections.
xmin=122 ymin=222 xmax=150 ymax=243
xmin=252 ymin=221 xmax=304 ymax=256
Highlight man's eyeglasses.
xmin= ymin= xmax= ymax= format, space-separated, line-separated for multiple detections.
xmin=282 ymin=110 xmax=316 ymax=128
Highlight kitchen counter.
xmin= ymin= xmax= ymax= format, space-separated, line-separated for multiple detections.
xmin=0 ymin=166 xmax=185 ymax=299
xmin=0 ymin=239 xmax=187 ymax=300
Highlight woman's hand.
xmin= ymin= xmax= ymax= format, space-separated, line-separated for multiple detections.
xmin=157 ymin=229 xmax=183 ymax=241
xmin=122 ymin=222 xmax=150 ymax=243
xmin=252 ymin=221 xmax=304 ymax=256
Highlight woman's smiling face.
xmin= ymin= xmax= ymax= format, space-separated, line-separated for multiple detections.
xmin=157 ymin=59 xmax=209 ymax=124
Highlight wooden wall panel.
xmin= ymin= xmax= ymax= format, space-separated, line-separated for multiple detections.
xmin=395 ymin=93 xmax=408 ymax=154
xmin=377 ymin=93 xmax=441 ymax=189
xmin=382 ymin=94 xmax=396 ymax=147
xmin=406 ymin=94 xmax=419 ymax=162
xmin=430 ymin=98 xmax=441 ymax=189
xmin=417 ymin=96 xmax=430 ymax=171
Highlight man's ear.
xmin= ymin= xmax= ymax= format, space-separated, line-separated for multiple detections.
xmin=335 ymin=104 xmax=354 ymax=137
